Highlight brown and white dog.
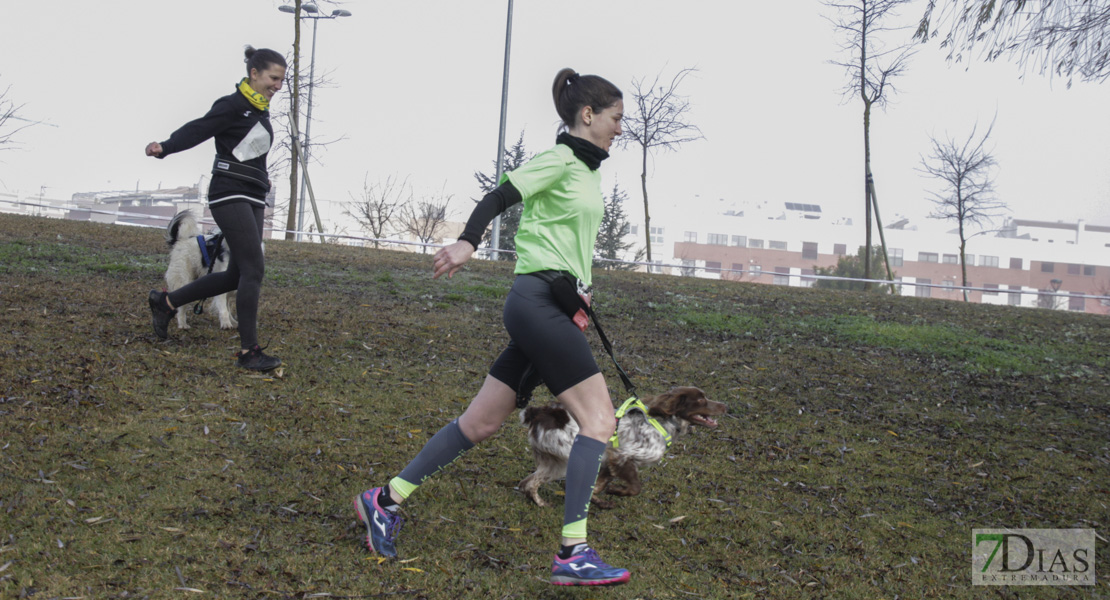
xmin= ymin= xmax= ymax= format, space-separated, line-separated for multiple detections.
xmin=519 ymin=386 xmax=727 ymax=508
xmin=163 ymin=210 xmax=236 ymax=331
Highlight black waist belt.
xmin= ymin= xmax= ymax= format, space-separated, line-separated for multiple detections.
xmin=212 ymin=157 xmax=270 ymax=191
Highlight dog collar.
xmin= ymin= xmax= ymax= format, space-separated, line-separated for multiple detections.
xmin=610 ymin=396 xmax=672 ymax=449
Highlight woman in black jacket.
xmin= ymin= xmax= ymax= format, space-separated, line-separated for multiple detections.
xmin=145 ymin=46 xmax=285 ymax=371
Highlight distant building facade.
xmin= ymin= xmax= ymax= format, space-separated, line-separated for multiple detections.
xmin=627 ymin=199 xmax=1110 ymax=315
xmin=1 ymin=182 xmax=276 ymax=238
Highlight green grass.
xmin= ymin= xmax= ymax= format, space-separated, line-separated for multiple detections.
xmin=0 ymin=213 xmax=1106 ymax=599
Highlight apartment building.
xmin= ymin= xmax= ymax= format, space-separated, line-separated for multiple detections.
xmin=632 ymin=200 xmax=1109 ymax=314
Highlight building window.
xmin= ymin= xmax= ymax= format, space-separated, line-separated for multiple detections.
xmin=628 ymin=224 xmax=638 ymax=235
xmin=916 ymin=278 xmax=932 ymax=298
xmin=649 ymin=261 xmax=663 ymax=274
xmin=942 ymin=280 xmax=955 ymax=290
xmin=1069 ymin=294 xmax=1085 ymax=312
xmin=650 ymin=226 xmax=665 ymax=244
xmin=750 ymin=264 xmax=763 ymax=277
xmin=1009 ymin=257 xmax=1023 ymax=270
xmin=918 ymin=252 xmax=939 ymax=263
xmin=1067 ymin=263 xmax=1081 ymax=275
xmin=891 ymin=248 xmax=904 ymax=267
xmin=683 ymin=231 xmax=698 ymax=243
xmin=707 ymin=233 xmax=728 ymax=246
xmin=983 ymin=283 xmax=999 ymax=296
xmin=773 ymin=267 xmax=790 ymax=286
xmin=732 ymin=235 xmax=747 ymax=247
xmin=769 ymin=240 xmax=788 ymax=250
xmin=965 ymin=254 xmax=975 ymax=265
xmin=801 ymin=268 xmax=816 ymax=288
xmin=943 ymin=254 xmax=959 ymax=264
xmin=1084 ymin=265 xmax=1095 ymax=276
xmin=1008 ymin=285 xmax=1022 ymax=306
xmin=802 ymin=241 xmax=818 ymax=260
xmin=834 ymin=243 xmax=847 ymax=255
xmin=731 ymin=263 xmax=744 ymax=276
xmin=1041 ymin=262 xmax=1055 ymax=273
xmin=981 ymin=255 xmax=999 ymax=268
xmin=749 ymin=239 xmax=764 ymax=249
xmin=706 ymin=261 xmax=722 ymax=274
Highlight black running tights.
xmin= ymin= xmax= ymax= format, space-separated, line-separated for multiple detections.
xmin=167 ymin=202 xmax=266 ymax=349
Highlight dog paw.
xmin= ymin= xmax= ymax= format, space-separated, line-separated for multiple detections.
xmin=220 ymin=322 xmax=236 ymax=330
xmin=591 ymin=497 xmax=615 ymax=510
xmin=177 ymin=323 xmax=190 ymax=330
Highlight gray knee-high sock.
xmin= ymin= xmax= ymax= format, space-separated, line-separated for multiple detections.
xmin=390 ymin=419 xmax=475 ymax=500
xmin=562 ymin=435 xmax=606 ymax=540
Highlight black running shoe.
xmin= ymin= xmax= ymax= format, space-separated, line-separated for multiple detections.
xmin=148 ymin=289 xmax=177 ymax=339
xmin=237 ymin=345 xmax=281 ymax=371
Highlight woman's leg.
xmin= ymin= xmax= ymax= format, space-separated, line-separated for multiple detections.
xmin=387 ymin=375 xmax=516 ymax=503
xmin=219 ymin=203 xmax=266 ymax=350
xmin=356 ymin=374 xmax=516 ymax=558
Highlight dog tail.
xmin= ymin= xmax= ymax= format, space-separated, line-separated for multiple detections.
xmin=165 ymin=210 xmax=200 ymax=247
xmin=521 ymin=405 xmax=571 ymax=431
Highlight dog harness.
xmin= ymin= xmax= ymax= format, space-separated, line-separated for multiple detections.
xmin=194 ymin=233 xmax=226 ymax=273
xmin=611 ymin=396 xmax=672 ymax=450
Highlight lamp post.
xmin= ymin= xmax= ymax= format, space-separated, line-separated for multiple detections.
xmin=490 ymin=0 xmax=513 ymax=258
xmin=279 ymin=3 xmax=352 ymax=241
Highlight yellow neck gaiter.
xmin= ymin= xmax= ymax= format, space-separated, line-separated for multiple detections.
xmin=238 ymin=78 xmax=269 ymax=111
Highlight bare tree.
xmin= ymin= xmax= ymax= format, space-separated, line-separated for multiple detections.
xmin=0 ymin=82 xmax=32 ymax=152
xmin=343 ymin=174 xmax=410 ymax=248
xmin=618 ymin=67 xmax=703 ymax=263
xmin=400 ymin=191 xmax=451 ymax=253
xmin=278 ymin=0 xmax=305 ymax=241
xmin=915 ymin=0 xmax=1110 ymax=85
xmin=825 ymin=0 xmax=915 ymax=286
xmin=918 ymin=119 xmax=1007 ymax=300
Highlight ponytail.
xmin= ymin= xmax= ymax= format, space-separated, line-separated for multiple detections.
xmin=552 ymin=68 xmax=622 ymax=129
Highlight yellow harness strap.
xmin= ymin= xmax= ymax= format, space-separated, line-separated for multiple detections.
xmin=610 ymin=396 xmax=672 ymax=449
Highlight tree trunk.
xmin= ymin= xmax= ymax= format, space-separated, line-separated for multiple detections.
xmin=860 ymin=4 xmax=873 ymax=288
xmin=283 ymin=0 xmax=302 ymax=241
xmin=959 ymin=222 xmax=969 ymax=302
xmin=863 ymin=100 xmax=873 ymax=288
xmin=641 ymin=143 xmax=652 ymax=264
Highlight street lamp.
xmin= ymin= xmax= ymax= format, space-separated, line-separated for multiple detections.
xmin=278 ymin=3 xmax=352 ymax=240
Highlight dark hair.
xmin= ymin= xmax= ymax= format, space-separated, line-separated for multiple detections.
xmin=552 ymin=68 xmax=622 ymax=129
xmin=244 ymin=46 xmax=287 ymax=75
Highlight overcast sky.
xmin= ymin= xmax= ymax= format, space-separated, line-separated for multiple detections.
xmin=2 ymin=0 xmax=1108 ymax=241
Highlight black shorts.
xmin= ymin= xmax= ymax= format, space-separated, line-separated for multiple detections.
xmin=488 ymin=274 xmax=600 ymax=397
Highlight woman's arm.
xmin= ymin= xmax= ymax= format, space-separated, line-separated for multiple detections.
xmin=457 ymin=181 xmax=522 ymax=250
xmin=433 ymin=181 xmax=522 ymax=279
xmin=149 ymin=95 xmax=237 ymax=159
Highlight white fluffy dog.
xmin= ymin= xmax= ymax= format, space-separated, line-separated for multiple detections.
xmin=163 ymin=210 xmax=237 ymax=330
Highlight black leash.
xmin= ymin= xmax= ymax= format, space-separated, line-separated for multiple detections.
xmin=579 ymin=299 xmax=636 ymax=396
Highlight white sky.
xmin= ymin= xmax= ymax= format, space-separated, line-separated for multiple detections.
xmin=2 ymin=0 xmax=1108 ymax=241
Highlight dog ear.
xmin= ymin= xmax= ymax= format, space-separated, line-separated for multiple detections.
xmin=647 ymin=390 xmax=680 ymax=418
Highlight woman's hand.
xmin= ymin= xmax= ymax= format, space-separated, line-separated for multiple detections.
xmin=433 ymin=240 xmax=475 ymax=280
xmin=145 ymin=142 xmax=163 ymax=157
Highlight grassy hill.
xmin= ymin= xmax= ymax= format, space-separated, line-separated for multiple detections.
xmin=0 ymin=212 xmax=1106 ymax=599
